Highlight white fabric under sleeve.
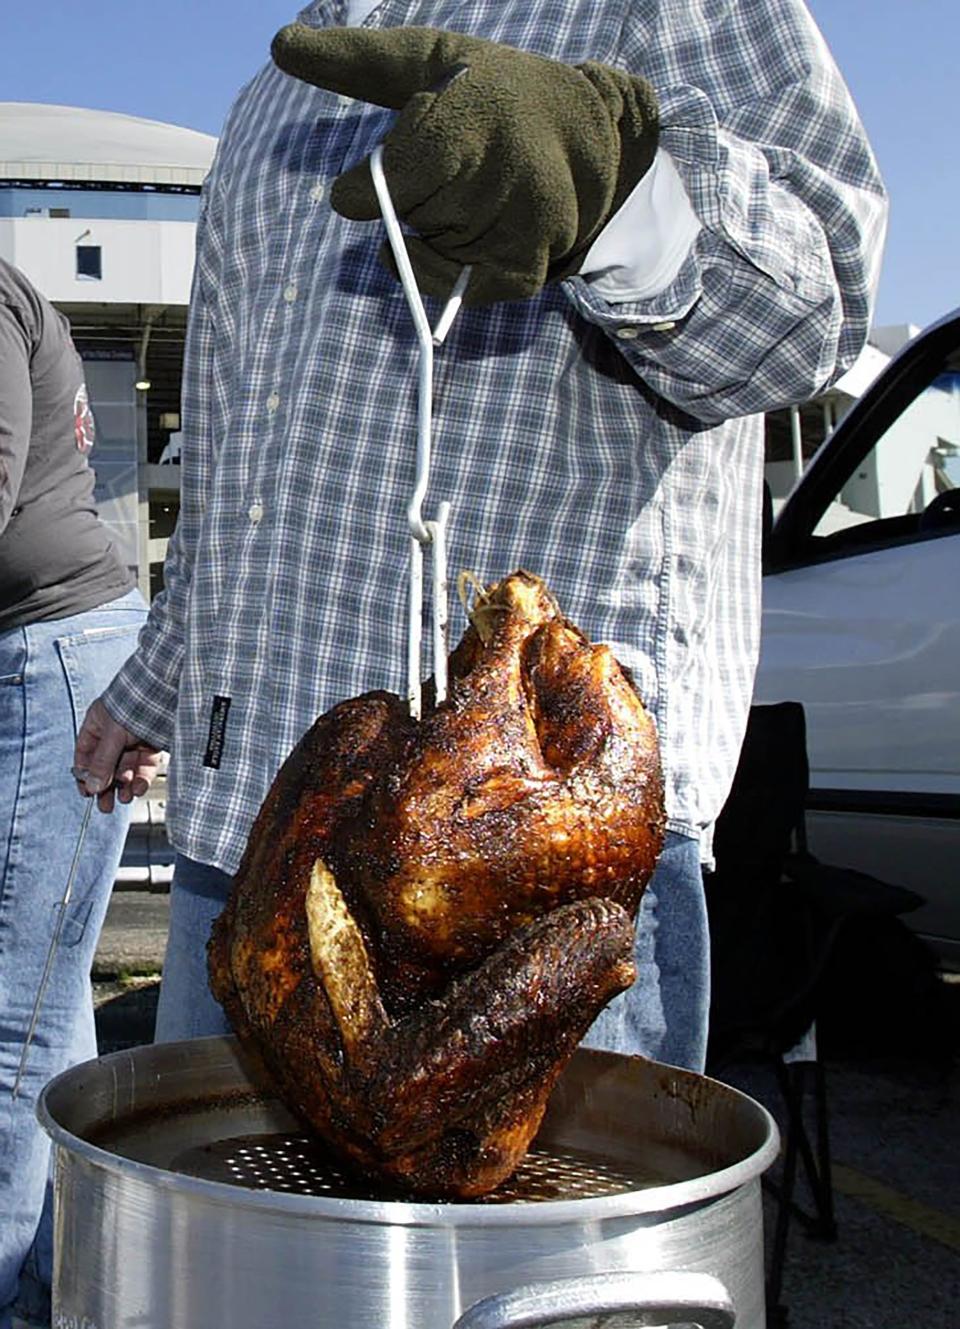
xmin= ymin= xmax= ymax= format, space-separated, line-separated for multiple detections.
xmin=580 ymin=148 xmax=702 ymax=303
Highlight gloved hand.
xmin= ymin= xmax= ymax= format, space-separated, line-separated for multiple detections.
xmin=271 ymin=24 xmax=659 ymax=306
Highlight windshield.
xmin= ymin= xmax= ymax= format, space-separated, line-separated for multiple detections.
xmin=813 ymin=366 xmax=960 ymax=538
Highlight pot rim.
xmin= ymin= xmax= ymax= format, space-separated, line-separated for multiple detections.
xmin=37 ymin=1040 xmax=780 ymax=1229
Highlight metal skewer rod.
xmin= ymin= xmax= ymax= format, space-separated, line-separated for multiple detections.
xmin=430 ymin=499 xmax=451 ymax=703
xmin=370 ymin=144 xmax=469 ymax=719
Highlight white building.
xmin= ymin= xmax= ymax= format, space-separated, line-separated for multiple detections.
xmin=0 ymin=102 xmax=216 ymax=596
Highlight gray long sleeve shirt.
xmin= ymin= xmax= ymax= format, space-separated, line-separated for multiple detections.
xmin=0 ymin=257 xmax=131 ymax=632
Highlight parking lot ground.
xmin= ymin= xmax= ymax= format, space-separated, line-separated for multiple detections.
xmin=720 ymin=1039 xmax=959 ymax=1328
xmin=88 ymin=896 xmax=960 ymax=1329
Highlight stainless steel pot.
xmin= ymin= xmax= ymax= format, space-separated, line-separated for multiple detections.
xmin=39 ymin=1036 xmax=778 ymax=1328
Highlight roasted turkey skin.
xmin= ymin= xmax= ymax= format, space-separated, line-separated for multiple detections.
xmin=209 ymin=569 xmax=665 ymax=1197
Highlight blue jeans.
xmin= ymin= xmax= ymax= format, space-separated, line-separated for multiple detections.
xmin=0 ymin=589 xmax=147 ymax=1329
xmin=154 ymin=856 xmax=234 ymax=1043
xmin=156 ymin=831 xmax=710 ymax=1073
xmin=582 ymin=831 xmax=710 ymax=1072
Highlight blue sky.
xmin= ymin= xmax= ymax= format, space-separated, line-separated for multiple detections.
xmin=3 ymin=1 xmax=956 ymax=329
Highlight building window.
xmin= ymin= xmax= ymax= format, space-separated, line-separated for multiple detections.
xmin=76 ymin=244 xmax=102 ymax=280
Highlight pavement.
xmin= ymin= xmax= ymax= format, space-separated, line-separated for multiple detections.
xmin=84 ymin=862 xmax=960 ymax=1329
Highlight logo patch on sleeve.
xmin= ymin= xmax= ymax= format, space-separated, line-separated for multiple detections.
xmin=203 ymin=695 xmax=232 ymax=769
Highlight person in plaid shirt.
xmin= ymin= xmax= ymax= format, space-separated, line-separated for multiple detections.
xmin=75 ymin=0 xmax=886 ymax=1077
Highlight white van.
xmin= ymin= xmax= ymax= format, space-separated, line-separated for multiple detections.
xmin=755 ymin=308 xmax=960 ymax=965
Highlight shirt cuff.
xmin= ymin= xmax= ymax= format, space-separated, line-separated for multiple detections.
xmin=102 ymin=646 xmax=179 ymax=755
xmin=580 ymin=148 xmax=703 ymax=303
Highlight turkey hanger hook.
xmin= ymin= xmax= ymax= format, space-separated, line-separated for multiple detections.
xmin=370 ymin=145 xmax=470 ymax=720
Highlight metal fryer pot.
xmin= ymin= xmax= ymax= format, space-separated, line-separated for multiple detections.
xmin=39 ymin=1037 xmax=779 ymax=1328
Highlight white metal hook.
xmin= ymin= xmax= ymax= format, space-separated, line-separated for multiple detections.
xmin=370 ymin=144 xmax=470 ymax=718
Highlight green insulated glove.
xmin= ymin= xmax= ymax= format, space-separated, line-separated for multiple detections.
xmin=271 ymin=24 xmax=660 ymax=306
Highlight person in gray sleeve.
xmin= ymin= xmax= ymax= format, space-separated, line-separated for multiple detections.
xmin=74 ymin=1 xmax=887 ymax=1075
xmin=0 ymin=258 xmax=153 ymax=1329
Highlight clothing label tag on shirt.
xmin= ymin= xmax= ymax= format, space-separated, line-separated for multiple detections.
xmin=203 ymin=695 xmax=232 ymax=769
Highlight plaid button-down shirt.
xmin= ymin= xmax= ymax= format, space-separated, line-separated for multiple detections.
xmin=105 ymin=0 xmax=886 ymax=874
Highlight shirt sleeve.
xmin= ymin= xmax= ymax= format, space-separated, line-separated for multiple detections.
xmin=564 ymin=0 xmax=889 ymax=425
xmin=0 ymin=303 xmax=33 ymax=535
xmin=102 ymin=172 xmax=227 ymax=749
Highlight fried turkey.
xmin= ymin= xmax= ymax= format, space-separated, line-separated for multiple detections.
xmin=208 ymin=570 xmax=665 ymax=1197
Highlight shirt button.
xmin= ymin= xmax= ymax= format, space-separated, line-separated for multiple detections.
xmin=616 ymin=326 xmax=639 ymax=340
xmin=309 ymin=181 xmax=325 ymax=203
xmin=283 ymin=282 xmax=298 ymax=303
xmin=266 ymin=391 xmax=280 ymax=414
xmin=652 ymin=321 xmax=677 ymax=333
xmin=248 ymin=502 xmax=264 ymax=524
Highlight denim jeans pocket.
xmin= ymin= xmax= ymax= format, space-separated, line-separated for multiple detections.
xmin=56 ymin=621 xmax=144 ymax=736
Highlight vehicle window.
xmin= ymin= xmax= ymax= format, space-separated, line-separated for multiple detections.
xmin=813 ymin=367 xmax=960 ymax=542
